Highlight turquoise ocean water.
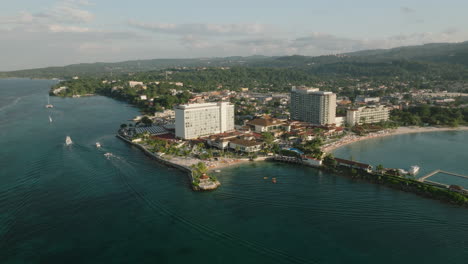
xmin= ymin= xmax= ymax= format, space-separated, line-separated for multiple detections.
xmin=1 ymin=79 xmax=467 ymax=264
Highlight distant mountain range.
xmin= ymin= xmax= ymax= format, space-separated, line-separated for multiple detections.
xmin=1 ymin=41 xmax=468 ymax=79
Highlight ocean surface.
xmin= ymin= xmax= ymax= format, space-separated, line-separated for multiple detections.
xmin=1 ymin=79 xmax=468 ymax=264
xmin=333 ymin=130 xmax=468 ymax=188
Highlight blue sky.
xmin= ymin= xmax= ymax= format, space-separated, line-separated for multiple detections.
xmin=1 ymin=0 xmax=467 ymax=70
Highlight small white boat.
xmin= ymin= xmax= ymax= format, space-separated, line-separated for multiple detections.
xmin=408 ymin=165 xmax=420 ymax=175
xmin=215 ymin=170 xmax=221 ymax=173
xmin=45 ymin=95 xmax=54 ymax=108
xmin=49 ymin=116 xmax=52 ymax=123
xmin=65 ymin=136 xmax=73 ymax=145
xmin=104 ymin=152 xmax=113 ymax=158
xmin=96 ymin=142 xmax=101 ymax=148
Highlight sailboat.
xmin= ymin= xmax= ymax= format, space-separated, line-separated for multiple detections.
xmin=45 ymin=95 xmax=54 ymax=108
xmin=49 ymin=115 xmax=53 ymax=123
xmin=65 ymin=136 xmax=73 ymax=145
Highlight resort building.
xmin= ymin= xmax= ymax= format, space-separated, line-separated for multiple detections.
xmin=246 ymin=117 xmax=290 ymax=133
xmin=346 ymin=105 xmax=390 ymax=126
xmin=228 ymin=138 xmax=263 ymax=153
xmin=290 ymin=86 xmax=336 ymax=125
xmin=174 ymin=102 xmax=235 ymax=139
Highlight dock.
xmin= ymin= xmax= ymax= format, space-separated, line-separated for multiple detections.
xmin=419 ymin=169 xmax=468 ymax=182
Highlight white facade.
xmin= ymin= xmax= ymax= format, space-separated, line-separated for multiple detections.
xmin=175 ymin=102 xmax=234 ymax=139
xmin=346 ymin=105 xmax=390 ymax=126
xmin=355 ymin=96 xmax=380 ymax=104
xmin=303 ymin=157 xmax=323 ymax=167
xmin=129 ymin=81 xmax=144 ymax=88
xmin=335 ymin=116 xmax=345 ymax=127
xmin=229 ymin=139 xmax=263 ymax=153
xmin=290 ymin=87 xmax=336 ymax=125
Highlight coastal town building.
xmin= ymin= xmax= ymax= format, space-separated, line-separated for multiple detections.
xmin=346 ymin=105 xmax=390 ymax=126
xmin=129 ymin=81 xmax=144 ymax=88
xmin=335 ymin=116 xmax=345 ymax=127
xmin=174 ymin=102 xmax=235 ymax=139
xmin=246 ymin=117 xmax=290 ymax=133
xmin=204 ymin=131 xmax=243 ymax=150
xmin=355 ymin=96 xmax=380 ymax=104
xmin=334 ymin=158 xmax=373 ymax=173
xmin=228 ymin=138 xmax=263 ymax=153
xmin=290 ymin=86 xmax=336 ymax=125
xmin=302 ymin=156 xmax=323 ymax=167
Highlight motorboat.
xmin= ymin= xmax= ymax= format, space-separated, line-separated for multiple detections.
xmin=45 ymin=95 xmax=54 ymax=108
xmin=96 ymin=142 xmax=101 ymax=148
xmin=65 ymin=136 xmax=72 ymax=145
xmin=408 ymin=165 xmax=420 ymax=175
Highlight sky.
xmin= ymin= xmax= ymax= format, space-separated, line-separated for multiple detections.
xmin=1 ymin=0 xmax=468 ymax=71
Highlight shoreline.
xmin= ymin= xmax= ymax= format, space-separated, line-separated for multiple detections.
xmin=323 ymin=126 xmax=468 ymax=153
xmin=116 ymin=134 xmax=220 ymax=191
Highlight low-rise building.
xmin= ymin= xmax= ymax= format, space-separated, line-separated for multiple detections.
xmin=335 ymin=116 xmax=345 ymax=127
xmin=229 ymin=138 xmax=263 ymax=153
xmin=346 ymin=105 xmax=390 ymax=126
xmin=302 ymin=156 xmax=323 ymax=167
xmin=129 ymin=81 xmax=144 ymax=88
xmin=246 ymin=117 xmax=290 ymax=133
xmin=334 ymin=158 xmax=373 ymax=173
xmin=355 ymin=96 xmax=380 ymax=104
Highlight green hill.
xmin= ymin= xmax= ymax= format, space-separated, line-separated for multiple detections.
xmin=1 ymin=41 xmax=468 ymax=79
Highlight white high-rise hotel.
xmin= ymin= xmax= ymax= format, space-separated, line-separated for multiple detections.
xmin=175 ymin=102 xmax=235 ymax=139
xmin=290 ymin=86 xmax=336 ymax=125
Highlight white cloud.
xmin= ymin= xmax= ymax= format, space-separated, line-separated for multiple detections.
xmin=128 ymin=20 xmax=273 ymax=36
xmin=48 ymin=24 xmax=91 ymax=33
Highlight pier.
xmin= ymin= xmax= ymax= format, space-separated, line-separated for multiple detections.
xmin=419 ymin=169 xmax=468 ymax=182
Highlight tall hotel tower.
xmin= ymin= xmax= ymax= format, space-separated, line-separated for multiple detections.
xmin=175 ymin=102 xmax=235 ymax=139
xmin=290 ymin=86 xmax=336 ymax=125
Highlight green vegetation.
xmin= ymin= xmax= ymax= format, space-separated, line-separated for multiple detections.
xmin=326 ymin=162 xmax=468 ymax=207
xmin=294 ymin=137 xmax=324 ymax=159
xmin=391 ymin=105 xmax=468 ymax=126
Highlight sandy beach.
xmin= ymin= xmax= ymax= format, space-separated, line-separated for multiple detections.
xmin=322 ymin=126 xmax=468 ymax=153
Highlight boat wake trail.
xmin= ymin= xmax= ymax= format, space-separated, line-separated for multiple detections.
xmin=106 ymin=158 xmax=314 ymax=264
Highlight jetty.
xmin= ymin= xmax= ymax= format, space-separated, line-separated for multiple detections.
xmin=419 ymin=169 xmax=468 ymax=182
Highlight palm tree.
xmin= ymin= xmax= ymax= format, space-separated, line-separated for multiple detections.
xmin=376 ymin=164 xmax=385 ymax=175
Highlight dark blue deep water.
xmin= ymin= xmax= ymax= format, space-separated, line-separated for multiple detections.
xmin=1 ymin=79 xmax=468 ymax=264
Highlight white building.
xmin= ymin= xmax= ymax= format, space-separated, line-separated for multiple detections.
xmin=302 ymin=156 xmax=323 ymax=167
xmin=175 ymin=102 xmax=235 ymax=139
xmin=129 ymin=81 xmax=144 ymax=88
xmin=355 ymin=96 xmax=380 ymax=104
xmin=346 ymin=105 xmax=390 ymax=126
xmin=290 ymin=86 xmax=336 ymax=125
xmin=229 ymin=139 xmax=263 ymax=153
xmin=335 ymin=116 xmax=345 ymax=127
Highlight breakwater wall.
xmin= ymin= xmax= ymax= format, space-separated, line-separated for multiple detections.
xmin=268 ymin=156 xmax=468 ymax=207
xmin=116 ymin=134 xmax=197 ymax=189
